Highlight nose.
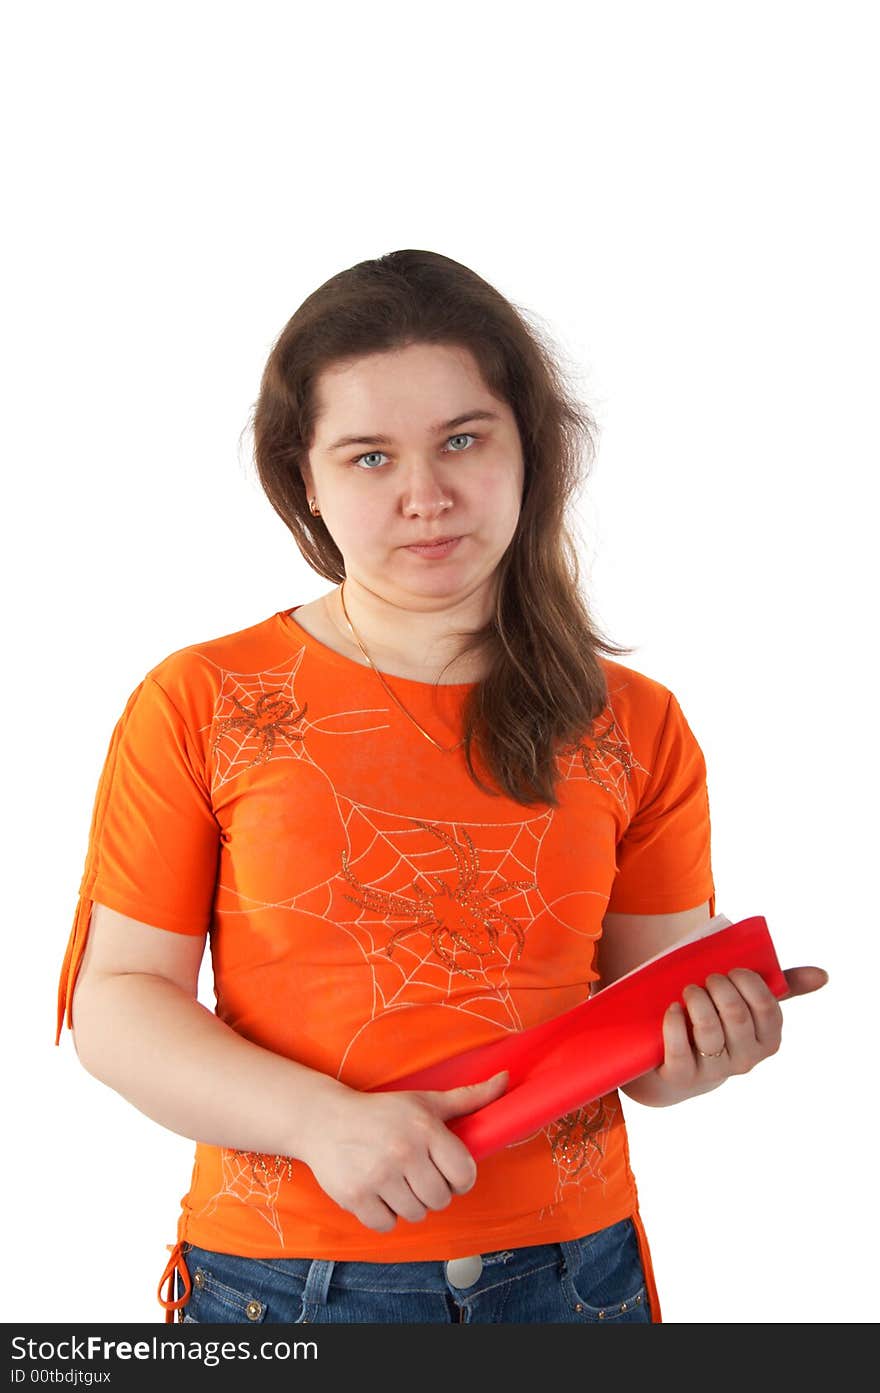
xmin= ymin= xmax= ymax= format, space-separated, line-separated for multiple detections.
xmin=399 ymin=458 xmax=455 ymax=517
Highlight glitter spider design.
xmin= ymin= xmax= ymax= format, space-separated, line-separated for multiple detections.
xmin=211 ymin=691 xmax=308 ymax=769
xmin=558 ymin=715 xmax=640 ymax=794
xmin=549 ymin=1097 xmax=617 ymax=1180
xmin=232 ymin=1150 xmax=294 ymax=1183
xmin=340 ymin=819 xmax=537 ymax=981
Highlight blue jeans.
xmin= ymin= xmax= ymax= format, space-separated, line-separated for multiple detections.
xmin=175 ymin=1216 xmax=653 ymax=1324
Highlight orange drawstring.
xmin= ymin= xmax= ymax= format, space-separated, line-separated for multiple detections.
xmin=55 ymin=890 xmax=96 ymax=1045
xmin=54 ymin=681 xmax=145 ymax=1048
xmin=158 ymin=1240 xmax=191 ymax=1324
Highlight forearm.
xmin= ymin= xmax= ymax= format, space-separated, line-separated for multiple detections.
xmin=620 ymin=1068 xmax=726 ymax=1107
xmin=71 ymin=972 xmax=350 ymax=1159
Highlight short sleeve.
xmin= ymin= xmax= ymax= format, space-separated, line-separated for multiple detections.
xmin=55 ymin=673 xmax=221 ymax=1043
xmin=605 ymin=690 xmax=716 ymax=916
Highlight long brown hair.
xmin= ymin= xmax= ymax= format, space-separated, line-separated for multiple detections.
xmin=250 ymin=249 xmax=636 ymax=808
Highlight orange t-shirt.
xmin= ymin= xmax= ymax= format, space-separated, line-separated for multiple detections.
xmin=55 ymin=605 xmax=715 ymax=1322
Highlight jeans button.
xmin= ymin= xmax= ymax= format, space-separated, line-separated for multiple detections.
xmin=445 ymin=1255 xmax=483 ymax=1289
xmin=245 ymin=1299 xmax=263 ymax=1321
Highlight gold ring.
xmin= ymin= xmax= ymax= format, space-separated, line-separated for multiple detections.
xmin=697 ymin=1045 xmax=726 ymax=1058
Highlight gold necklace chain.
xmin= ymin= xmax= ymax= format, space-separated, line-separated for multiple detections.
xmin=335 ymin=581 xmax=466 ymax=753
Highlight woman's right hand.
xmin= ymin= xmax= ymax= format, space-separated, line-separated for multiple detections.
xmin=299 ymin=1071 xmax=509 ymax=1233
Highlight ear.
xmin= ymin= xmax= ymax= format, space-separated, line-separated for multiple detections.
xmin=299 ymin=461 xmax=314 ymax=496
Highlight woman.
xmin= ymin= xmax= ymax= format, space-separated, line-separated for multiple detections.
xmin=55 ymin=249 xmax=827 ymax=1325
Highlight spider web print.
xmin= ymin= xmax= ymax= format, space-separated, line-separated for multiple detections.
xmin=193 ymin=651 xmax=643 ymax=1240
xmin=556 ymin=697 xmax=650 ymax=809
xmin=334 ymin=807 xmax=555 ymax=1042
xmin=191 ymin=1150 xmax=293 ymax=1245
xmin=533 ymin=1094 xmax=624 ymax=1219
xmin=207 ymin=649 xmax=369 ymax=791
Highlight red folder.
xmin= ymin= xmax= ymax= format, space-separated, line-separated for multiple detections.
xmin=368 ymin=914 xmax=788 ymax=1162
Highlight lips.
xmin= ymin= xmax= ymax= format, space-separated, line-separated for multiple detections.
xmin=404 ymin=536 xmax=462 ymax=557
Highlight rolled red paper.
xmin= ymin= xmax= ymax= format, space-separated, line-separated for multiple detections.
xmin=369 ymin=915 xmax=788 ymax=1161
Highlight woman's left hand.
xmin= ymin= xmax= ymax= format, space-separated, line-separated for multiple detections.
xmin=625 ymin=965 xmax=829 ymax=1107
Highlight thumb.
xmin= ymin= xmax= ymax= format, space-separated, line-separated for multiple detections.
xmin=779 ymin=965 xmax=830 ymax=1000
xmin=428 ymin=1070 xmax=510 ymax=1121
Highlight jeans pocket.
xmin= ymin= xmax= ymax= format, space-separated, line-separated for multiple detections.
xmin=559 ymin=1218 xmax=650 ymax=1322
xmin=181 ymin=1246 xmax=270 ymax=1324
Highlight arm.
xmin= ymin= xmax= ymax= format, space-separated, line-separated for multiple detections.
xmin=71 ymin=904 xmax=510 ymax=1238
xmin=70 ymin=902 xmax=350 ymax=1158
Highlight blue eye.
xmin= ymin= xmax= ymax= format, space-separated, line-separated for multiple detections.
xmin=351 ymin=433 xmax=478 ymax=470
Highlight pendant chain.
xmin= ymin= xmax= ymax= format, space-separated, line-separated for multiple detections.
xmin=335 ymin=581 xmax=467 ymax=754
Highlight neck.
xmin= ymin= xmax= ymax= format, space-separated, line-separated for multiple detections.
xmin=327 ymin=579 xmax=495 ymax=682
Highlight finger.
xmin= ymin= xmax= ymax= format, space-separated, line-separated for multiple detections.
xmin=353 ymin=1196 xmax=399 ymax=1234
xmin=427 ymin=1134 xmax=478 ymax=1196
xmin=702 ymin=972 xmax=760 ymax=1068
xmin=405 ymin=1160 xmax=454 ymax=1213
xmin=681 ymin=982 xmax=727 ymax=1060
xmin=779 ymin=966 xmax=830 ymax=999
xmin=660 ymin=1001 xmax=699 ymax=1079
xmin=727 ymin=968 xmax=784 ymax=1050
xmin=379 ymin=1177 xmax=429 ymax=1225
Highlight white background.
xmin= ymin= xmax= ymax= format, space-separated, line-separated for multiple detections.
xmin=4 ymin=0 xmax=875 ymax=1325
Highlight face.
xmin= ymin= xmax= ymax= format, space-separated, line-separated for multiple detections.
xmin=301 ymin=342 xmax=525 ymax=609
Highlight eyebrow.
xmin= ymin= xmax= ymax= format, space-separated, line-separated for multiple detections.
xmin=325 ymin=410 xmax=501 ymax=453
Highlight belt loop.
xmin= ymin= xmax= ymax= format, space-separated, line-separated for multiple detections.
xmin=301 ymin=1258 xmax=335 ymax=1307
xmin=558 ymin=1238 xmax=582 ymax=1278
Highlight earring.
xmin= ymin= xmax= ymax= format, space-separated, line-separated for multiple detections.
xmin=309 ymin=497 xmax=320 ymax=516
